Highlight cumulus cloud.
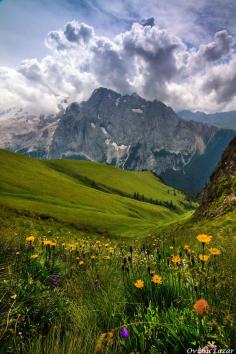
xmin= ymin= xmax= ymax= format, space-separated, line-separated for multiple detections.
xmin=0 ymin=19 xmax=235 ymax=115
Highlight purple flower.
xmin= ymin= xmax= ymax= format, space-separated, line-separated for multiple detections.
xmin=51 ymin=275 xmax=60 ymax=285
xmin=120 ymin=327 xmax=129 ymax=339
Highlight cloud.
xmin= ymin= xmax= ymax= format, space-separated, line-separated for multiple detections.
xmin=0 ymin=19 xmax=236 ymax=115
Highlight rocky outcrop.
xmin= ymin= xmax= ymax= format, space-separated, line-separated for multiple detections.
xmin=195 ymin=136 xmax=236 ymax=218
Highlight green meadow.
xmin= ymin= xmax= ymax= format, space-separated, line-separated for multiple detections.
xmin=0 ymin=149 xmax=193 ymax=238
xmin=0 ymin=150 xmax=235 ymax=354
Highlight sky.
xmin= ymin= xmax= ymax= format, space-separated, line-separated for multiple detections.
xmin=0 ymin=0 xmax=236 ymax=114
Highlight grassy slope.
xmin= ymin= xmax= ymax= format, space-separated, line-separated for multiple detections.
xmin=0 ymin=149 xmax=192 ymax=238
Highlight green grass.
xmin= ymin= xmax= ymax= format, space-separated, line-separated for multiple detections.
xmin=0 ymin=150 xmax=235 ymax=353
xmin=0 ymin=149 xmax=193 ymax=238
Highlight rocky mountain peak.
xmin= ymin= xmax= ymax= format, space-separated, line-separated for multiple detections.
xmin=48 ymin=88 xmax=235 ymax=194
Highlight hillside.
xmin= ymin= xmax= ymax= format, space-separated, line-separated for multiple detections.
xmin=0 ymin=149 xmax=192 ymax=238
xmin=195 ymin=136 xmax=236 ymax=219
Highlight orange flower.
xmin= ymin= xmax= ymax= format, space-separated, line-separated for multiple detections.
xmin=171 ymin=255 xmax=181 ymax=266
xmin=199 ymin=254 xmax=209 ymax=262
xmin=152 ymin=274 xmax=162 ymax=284
xmin=196 ymin=234 xmax=212 ymax=244
xmin=193 ymin=299 xmax=209 ymax=317
xmin=209 ymin=248 xmax=221 ymax=256
xmin=134 ymin=279 xmax=144 ymax=288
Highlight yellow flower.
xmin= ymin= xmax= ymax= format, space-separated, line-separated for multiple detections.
xmin=96 ymin=240 xmax=101 ymax=244
xmin=16 ymin=251 xmax=21 ymax=255
xmin=69 ymin=243 xmax=76 ymax=251
xmin=11 ymin=294 xmax=17 ymax=300
xmin=31 ymin=254 xmax=39 ymax=260
xmin=50 ymin=242 xmax=57 ymax=248
xmin=42 ymin=240 xmax=52 ymax=246
xmin=199 ymin=254 xmax=209 ymax=262
xmin=134 ymin=279 xmax=144 ymax=288
xmin=104 ymin=243 xmax=109 ymax=247
xmin=152 ymin=274 xmax=162 ymax=284
xmin=183 ymin=245 xmax=190 ymax=252
xmin=171 ymin=255 xmax=181 ymax=266
xmin=196 ymin=234 xmax=212 ymax=244
xmin=79 ymin=260 xmax=85 ymax=265
xmin=209 ymin=248 xmax=221 ymax=256
xmin=91 ymin=255 xmax=96 ymax=260
xmin=61 ymin=242 xmax=65 ymax=247
xmin=26 ymin=235 xmax=35 ymax=242
xmin=103 ymin=256 xmax=111 ymax=260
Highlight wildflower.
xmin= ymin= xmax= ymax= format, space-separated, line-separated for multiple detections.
xmin=61 ymin=242 xmax=65 ymax=247
xmin=107 ymin=331 xmax=114 ymax=347
xmin=51 ymin=275 xmax=60 ymax=285
xmin=96 ymin=240 xmax=101 ymax=244
xmin=201 ymin=342 xmax=217 ymax=353
xmin=193 ymin=298 xmax=209 ymax=317
xmin=95 ymin=333 xmax=106 ymax=353
xmin=209 ymin=248 xmax=221 ymax=256
xmin=152 ymin=274 xmax=162 ymax=285
xmin=31 ymin=254 xmax=39 ymax=260
xmin=11 ymin=294 xmax=17 ymax=300
xmin=120 ymin=327 xmax=129 ymax=338
xmin=26 ymin=235 xmax=35 ymax=242
xmin=196 ymin=234 xmax=212 ymax=244
xmin=79 ymin=260 xmax=85 ymax=265
xmin=103 ymin=256 xmax=111 ymax=260
xmin=199 ymin=254 xmax=209 ymax=262
xmin=42 ymin=240 xmax=52 ymax=246
xmin=171 ymin=255 xmax=181 ymax=266
xmin=50 ymin=242 xmax=56 ymax=248
xmin=91 ymin=255 xmax=96 ymax=260
xmin=69 ymin=243 xmax=76 ymax=251
xmin=183 ymin=244 xmax=190 ymax=252
xmin=104 ymin=243 xmax=109 ymax=247
xmin=16 ymin=251 xmax=21 ymax=255
xmin=134 ymin=279 xmax=144 ymax=288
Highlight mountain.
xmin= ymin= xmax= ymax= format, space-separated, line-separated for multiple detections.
xmin=179 ymin=110 xmax=236 ymax=131
xmin=195 ymin=136 xmax=236 ymax=219
xmin=49 ymin=87 xmax=235 ymax=194
xmin=0 ymin=149 xmax=192 ymax=237
xmin=0 ymin=88 xmax=235 ymax=195
xmin=0 ymin=108 xmax=59 ymax=157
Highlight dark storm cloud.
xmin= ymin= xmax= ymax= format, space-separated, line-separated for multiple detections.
xmin=140 ymin=18 xmax=155 ymax=27
xmin=64 ymin=22 xmax=94 ymax=43
xmin=201 ymin=30 xmax=233 ymax=62
xmin=203 ymin=68 xmax=236 ymax=103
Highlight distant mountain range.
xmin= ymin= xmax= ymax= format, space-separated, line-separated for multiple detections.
xmin=0 ymin=87 xmax=235 ymax=195
xmin=179 ymin=110 xmax=236 ymax=131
